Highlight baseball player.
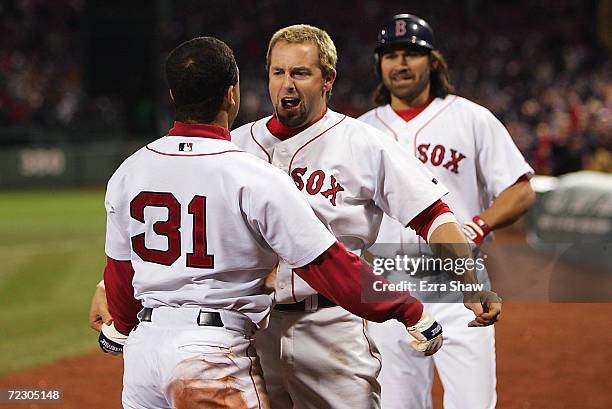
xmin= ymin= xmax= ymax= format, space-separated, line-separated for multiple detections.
xmin=229 ymin=25 xmax=501 ymax=409
xmin=96 ymin=36 xmax=447 ymax=409
xmin=359 ymin=14 xmax=536 ymax=409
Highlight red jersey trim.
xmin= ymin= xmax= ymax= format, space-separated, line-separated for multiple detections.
xmin=362 ymin=320 xmax=383 ymax=367
xmin=393 ymin=99 xmax=434 ymax=122
xmin=407 ymin=200 xmax=453 ymax=241
xmin=291 ymin=271 xmax=298 ymax=303
xmin=266 ymin=109 xmax=327 ymax=141
xmin=250 ymin=121 xmax=272 ymax=163
xmin=288 ymin=115 xmax=348 ymax=173
xmin=167 ymin=121 xmax=231 ymax=140
xmin=145 ymin=146 xmax=244 ymax=157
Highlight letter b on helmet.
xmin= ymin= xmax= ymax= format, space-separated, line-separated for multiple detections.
xmin=375 ymin=13 xmax=435 ymax=55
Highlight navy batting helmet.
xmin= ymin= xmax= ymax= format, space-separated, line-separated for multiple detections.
xmin=375 ymin=13 xmax=435 ymax=55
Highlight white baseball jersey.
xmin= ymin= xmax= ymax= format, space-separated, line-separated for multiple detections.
xmin=231 ymin=109 xmax=448 ymax=303
xmin=359 ymin=95 xmax=534 ymax=251
xmin=104 ymin=123 xmax=336 ymax=325
xmin=360 ymin=95 xmax=534 ymax=409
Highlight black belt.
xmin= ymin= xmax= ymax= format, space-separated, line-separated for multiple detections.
xmin=274 ymin=294 xmax=337 ymax=312
xmin=140 ymin=307 xmax=224 ymax=327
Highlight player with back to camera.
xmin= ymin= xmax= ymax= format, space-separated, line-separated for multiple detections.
xmin=94 ymin=36 xmax=449 ymax=409
xmin=359 ymin=14 xmax=535 ymax=409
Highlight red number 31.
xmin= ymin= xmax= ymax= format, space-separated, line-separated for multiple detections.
xmin=130 ymin=192 xmax=214 ymax=268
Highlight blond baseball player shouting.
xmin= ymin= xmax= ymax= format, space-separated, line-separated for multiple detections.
xmin=360 ymin=14 xmax=536 ymax=409
xmin=229 ymin=25 xmax=500 ymax=409
xmin=95 ymin=36 xmax=448 ymax=409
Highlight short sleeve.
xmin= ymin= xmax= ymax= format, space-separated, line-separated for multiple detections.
xmin=368 ymin=133 xmax=449 ymax=226
xmin=474 ymin=109 xmax=534 ymax=197
xmin=104 ymin=172 xmax=132 ymax=261
xmin=245 ymin=169 xmax=336 ymax=269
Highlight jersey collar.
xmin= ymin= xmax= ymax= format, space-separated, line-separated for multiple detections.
xmin=392 ymin=99 xmax=434 ymax=123
xmin=167 ymin=121 xmax=231 ymax=141
xmin=266 ymin=109 xmax=327 ymax=141
xmin=378 ymin=97 xmax=448 ymax=137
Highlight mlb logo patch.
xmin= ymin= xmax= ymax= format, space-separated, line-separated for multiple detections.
xmin=179 ymin=142 xmax=193 ymax=152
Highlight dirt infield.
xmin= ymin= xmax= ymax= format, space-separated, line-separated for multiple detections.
xmin=1 ymin=231 xmax=611 ymax=408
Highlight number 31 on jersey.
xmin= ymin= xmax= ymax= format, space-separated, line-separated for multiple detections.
xmin=130 ymin=191 xmax=215 ymax=268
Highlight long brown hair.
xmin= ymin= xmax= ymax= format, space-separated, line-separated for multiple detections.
xmin=373 ymin=50 xmax=454 ymax=106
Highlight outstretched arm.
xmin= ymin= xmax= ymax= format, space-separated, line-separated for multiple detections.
xmin=294 ymin=241 xmax=443 ymax=356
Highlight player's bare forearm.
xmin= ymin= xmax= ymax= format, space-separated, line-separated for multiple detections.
xmin=429 ymin=222 xmax=501 ymax=325
xmin=428 ymin=222 xmax=478 ymax=285
xmin=480 ymin=179 xmax=535 ymax=230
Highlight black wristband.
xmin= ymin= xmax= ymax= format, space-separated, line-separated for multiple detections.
xmin=98 ymin=332 xmax=124 ymax=354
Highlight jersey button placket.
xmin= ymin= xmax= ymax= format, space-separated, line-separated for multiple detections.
xmin=274 ymin=146 xmax=291 ymax=173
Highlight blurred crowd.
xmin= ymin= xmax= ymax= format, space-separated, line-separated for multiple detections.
xmin=0 ymin=0 xmax=83 ymax=128
xmin=0 ymin=0 xmax=123 ymax=143
xmin=1 ymin=0 xmax=610 ymax=174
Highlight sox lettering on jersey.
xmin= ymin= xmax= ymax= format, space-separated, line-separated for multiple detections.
xmin=416 ymin=144 xmax=466 ymax=174
xmin=291 ymin=167 xmax=345 ymax=206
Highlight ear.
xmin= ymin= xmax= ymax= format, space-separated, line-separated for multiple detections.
xmin=224 ymin=85 xmax=236 ymax=109
xmin=323 ymin=68 xmax=337 ymax=93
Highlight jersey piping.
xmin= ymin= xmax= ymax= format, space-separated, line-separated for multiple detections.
xmin=144 ymin=146 xmax=245 ymax=157
xmin=250 ymin=121 xmax=272 ymax=163
xmin=288 ymin=115 xmax=348 ymax=173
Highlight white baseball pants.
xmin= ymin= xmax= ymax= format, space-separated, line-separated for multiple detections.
xmin=121 ymin=307 xmax=269 ymax=409
xmin=255 ymin=306 xmax=382 ymax=409
xmin=368 ymin=302 xmax=496 ymax=409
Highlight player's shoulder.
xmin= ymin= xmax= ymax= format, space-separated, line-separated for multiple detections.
xmin=340 ymin=113 xmax=397 ymax=146
xmin=231 ymin=116 xmax=271 ymax=148
xmin=334 ymin=110 xmax=389 ymax=137
xmin=356 ymin=106 xmax=380 ymax=124
xmin=448 ymin=95 xmax=497 ymax=120
xmin=105 ymin=138 xmax=156 ymax=194
xmin=230 ymin=120 xmax=255 ymax=140
xmin=109 ymin=139 xmax=156 ymax=178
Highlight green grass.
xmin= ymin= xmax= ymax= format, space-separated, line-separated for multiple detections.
xmin=0 ymin=189 xmax=107 ymax=376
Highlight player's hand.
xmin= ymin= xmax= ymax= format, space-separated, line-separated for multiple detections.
xmin=406 ymin=312 xmax=443 ymax=356
xmin=461 ymin=216 xmax=490 ymax=245
xmin=89 ymin=281 xmax=112 ymax=332
xmin=98 ymin=322 xmax=128 ymax=355
xmin=262 ymin=262 xmax=279 ymax=295
xmin=463 ymin=290 xmax=502 ymax=327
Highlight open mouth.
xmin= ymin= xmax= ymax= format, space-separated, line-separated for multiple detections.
xmin=391 ymin=69 xmax=414 ymax=81
xmin=281 ymin=97 xmax=301 ymax=109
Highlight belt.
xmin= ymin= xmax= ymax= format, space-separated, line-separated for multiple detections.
xmin=138 ymin=307 xmax=256 ymax=337
xmin=140 ymin=307 xmax=223 ymax=327
xmin=274 ymin=294 xmax=337 ymax=312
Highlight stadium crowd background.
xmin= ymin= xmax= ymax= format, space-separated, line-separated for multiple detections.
xmin=1 ymin=0 xmax=610 ymax=175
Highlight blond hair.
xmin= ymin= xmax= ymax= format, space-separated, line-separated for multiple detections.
xmin=266 ymin=24 xmax=337 ymax=78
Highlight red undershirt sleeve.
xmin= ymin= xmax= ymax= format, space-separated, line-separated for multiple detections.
xmin=407 ymin=199 xmax=453 ymax=241
xmin=294 ymin=241 xmax=424 ymax=326
xmin=103 ymin=256 xmax=142 ymax=335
